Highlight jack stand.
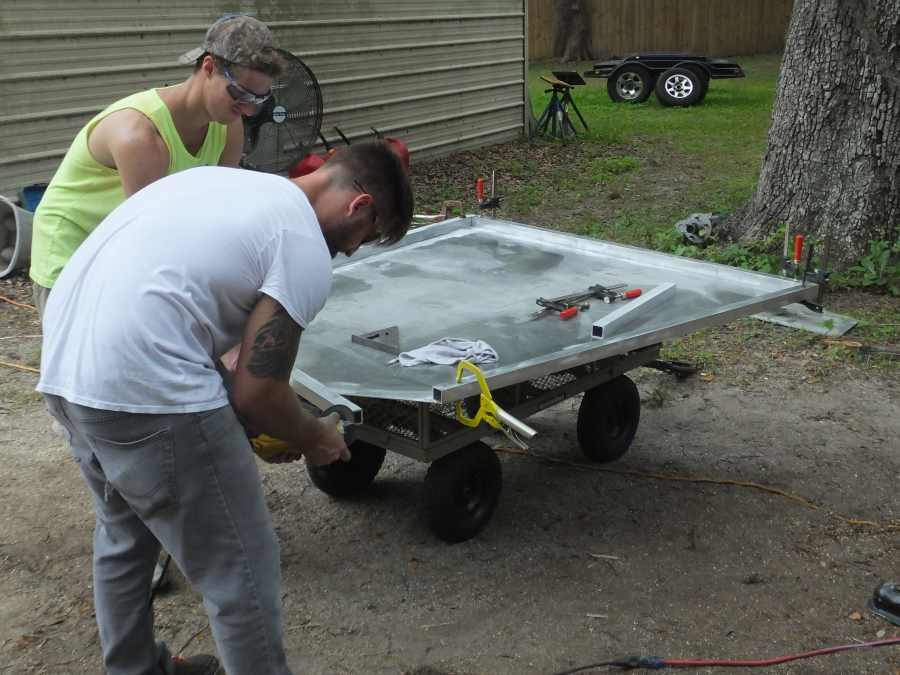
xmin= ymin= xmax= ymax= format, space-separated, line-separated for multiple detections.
xmin=535 ymin=73 xmax=588 ymax=140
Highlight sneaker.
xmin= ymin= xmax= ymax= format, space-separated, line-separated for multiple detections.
xmin=172 ymin=654 xmax=223 ymax=674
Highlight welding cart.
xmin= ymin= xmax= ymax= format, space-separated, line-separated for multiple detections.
xmin=290 ymin=216 xmax=820 ymax=542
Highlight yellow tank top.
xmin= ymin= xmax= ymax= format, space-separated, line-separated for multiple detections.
xmin=30 ymin=88 xmax=228 ymax=288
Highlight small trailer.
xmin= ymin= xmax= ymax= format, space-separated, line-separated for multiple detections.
xmin=289 ymin=216 xmax=819 ymax=543
xmin=584 ymin=53 xmax=745 ymax=106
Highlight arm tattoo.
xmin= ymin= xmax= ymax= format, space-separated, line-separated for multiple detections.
xmin=247 ymin=305 xmax=303 ymax=379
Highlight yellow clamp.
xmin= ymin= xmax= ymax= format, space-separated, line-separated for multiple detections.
xmin=455 ymin=360 xmax=503 ymax=430
xmin=453 ymin=361 xmax=537 ymax=449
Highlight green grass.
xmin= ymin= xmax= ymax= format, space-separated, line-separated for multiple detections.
xmin=417 ymin=54 xmax=783 ymax=244
xmin=830 ymin=296 xmax=900 ymax=344
xmin=517 ymin=54 xmax=783 ymax=245
xmin=529 ymin=55 xmax=780 ymax=164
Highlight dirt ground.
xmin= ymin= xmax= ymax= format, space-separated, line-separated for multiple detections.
xmin=2 ymin=271 xmax=899 ymax=675
xmin=2 ymin=133 xmax=900 ymax=674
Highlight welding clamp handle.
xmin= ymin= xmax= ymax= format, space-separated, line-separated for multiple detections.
xmin=793 ymin=234 xmax=805 ymax=264
xmin=602 ymin=288 xmax=643 ymax=303
xmin=454 ymin=360 xmax=537 ymax=440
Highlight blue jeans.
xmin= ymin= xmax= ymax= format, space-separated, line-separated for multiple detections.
xmin=45 ymin=395 xmax=292 ymax=675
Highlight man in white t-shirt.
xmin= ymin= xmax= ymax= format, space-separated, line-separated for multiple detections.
xmin=37 ymin=141 xmax=412 ymax=675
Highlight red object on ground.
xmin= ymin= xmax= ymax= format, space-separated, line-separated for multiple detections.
xmin=384 ymin=137 xmax=411 ymax=171
xmin=793 ymin=234 xmax=805 ymax=263
xmin=292 ymin=136 xmax=409 ymax=178
xmin=623 ymin=288 xmax=642 ymax=299
xmin=476 ymin=177 xmax=485 ymax=202
xmin=559 ymin=306 xmax=579 ymax=320
xmin=289 ymin=152 xmax=327 ymax=178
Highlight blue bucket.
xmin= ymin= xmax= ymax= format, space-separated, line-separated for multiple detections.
xmin=19 ymin=183 xmax=48 ymax=212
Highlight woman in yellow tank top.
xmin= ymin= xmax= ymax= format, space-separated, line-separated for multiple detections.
xmin=30 ymin=15 xmax=283 ymax=314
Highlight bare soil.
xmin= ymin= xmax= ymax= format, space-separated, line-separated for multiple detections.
xmin=2 ymin=160 xmax=900 ymax=674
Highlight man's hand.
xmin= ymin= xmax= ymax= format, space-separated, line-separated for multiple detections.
xmin=302 ymin=412 xmax=352 ymax=466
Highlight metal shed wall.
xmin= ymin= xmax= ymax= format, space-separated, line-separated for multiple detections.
xmin=0 ymin=1 xmax=528 ymax=198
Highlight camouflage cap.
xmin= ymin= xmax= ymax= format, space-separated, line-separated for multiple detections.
xmin=178 ymin=15 xmax=280 ymax=72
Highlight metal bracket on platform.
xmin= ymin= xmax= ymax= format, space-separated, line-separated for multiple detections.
xmin=592 ymin=282 xmax=677 ymax=340
xmin=351 ymin=326 xmax=401 ymax=355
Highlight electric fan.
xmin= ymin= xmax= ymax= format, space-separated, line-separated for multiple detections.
xmin=241 ymin=48 xmax=323 ymax=173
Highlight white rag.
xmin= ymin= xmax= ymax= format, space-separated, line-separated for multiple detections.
xmin=390 ymin=337 xmax=499 ymax=367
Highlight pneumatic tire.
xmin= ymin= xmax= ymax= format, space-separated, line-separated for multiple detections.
xmin=576 ymin=375 xmax=641 ymax=462
xmin=424 ymin=442 xmax=502 ymax=543
xmin=307 ymin=439 xmax=386 ymax=497
xmin=655 ymin=67 xmax=705 ymax=107
xmin=607 ymin=65 xmax=654 ymax=103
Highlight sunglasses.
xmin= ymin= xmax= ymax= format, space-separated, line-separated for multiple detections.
xmin=353 ymin=179 xmax=381 ymax=244
xmin=220 ymin=62 xmax=272 ymax=106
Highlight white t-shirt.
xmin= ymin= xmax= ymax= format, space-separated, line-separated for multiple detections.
xmin=38 ymin=166 xmax=333 ymax=413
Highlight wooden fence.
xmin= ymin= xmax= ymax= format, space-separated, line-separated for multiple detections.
xmin=529 ymin=0 xmax=794 ymax=60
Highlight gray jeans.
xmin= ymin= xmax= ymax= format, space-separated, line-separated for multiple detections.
xmin=45 ymin=395 xmax=292 ymax=675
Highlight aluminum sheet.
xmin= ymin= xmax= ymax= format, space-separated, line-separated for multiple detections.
xmin=293 ymin=217 xmax=818 ymax=403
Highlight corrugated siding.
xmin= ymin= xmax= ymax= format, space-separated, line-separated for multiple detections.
xmin=0 ymin=1 xmax=528 ymax=198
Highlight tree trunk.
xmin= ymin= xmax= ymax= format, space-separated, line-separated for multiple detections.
xmin=728 ymin=0 xmax=900 ymax=266
xmin=554 ymin=0 xmax=594 ymax=63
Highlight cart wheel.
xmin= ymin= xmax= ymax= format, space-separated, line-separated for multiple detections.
xmin=607 ymin=65 xmax=654 ymax=103
xmin=655 ymin=67 xmax=704 ymax=107
xmin=307 ymin=440 xmax=386 ymax=497
xmin=424 ymin=442 xmax=502 ymax=543
xmin=577 ymin=375 xmax=641 ymax=462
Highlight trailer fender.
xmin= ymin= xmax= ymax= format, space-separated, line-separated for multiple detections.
xmin=676 ymin=61 xmax=710 ymax=83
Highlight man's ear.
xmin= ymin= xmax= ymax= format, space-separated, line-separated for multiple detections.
xmin=202 ymin=55 xmax=216 ymax=77
xmin=347 ymin=192 xmax=373 ymax=216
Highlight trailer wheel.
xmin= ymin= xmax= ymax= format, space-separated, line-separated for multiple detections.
xmin=682 ymin=64 xmax=710 ymax=103
xmin=577 ymin=375 xmax=641 ymax=462
xmin=607 ymin=65 xmax=654 ymax=103
xmin=424 ymin=442 xmax=502 ymax=543
xmin=307 ymin=440 xmax=386 ymax=497
xmin=655 ymin=67 xmax=704 ymax=107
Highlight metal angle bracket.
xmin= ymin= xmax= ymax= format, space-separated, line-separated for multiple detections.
xmin=351 ymin=325 xmax=401 ymax=355
xmin=592 ymin=282 xmax=677 ymax=340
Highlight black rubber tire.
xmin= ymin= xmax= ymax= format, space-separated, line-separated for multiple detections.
xmin=655 ymin=66 xmax=705 ymax=107
xmin=684 ymin=64 xmax=710 ymax=102
xmin=576 ymin=375 xmax=641 ymax=463
xmin=307 ymin=439 xmax=386 ymax=498
xmin=424 ymin=442 xmax=502 ymax=543
xmin=607 ymin=65 xmax=653 ymax=103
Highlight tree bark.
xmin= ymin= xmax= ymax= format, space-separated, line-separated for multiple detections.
xmin=554 ymin=0 xmax=594 ymax=63
xmin=728 ymin=0 xmax=900 ymax=266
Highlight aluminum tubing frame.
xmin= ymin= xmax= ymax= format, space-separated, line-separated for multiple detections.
xmin=347 ymin=345 xmax=660 ymax=463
